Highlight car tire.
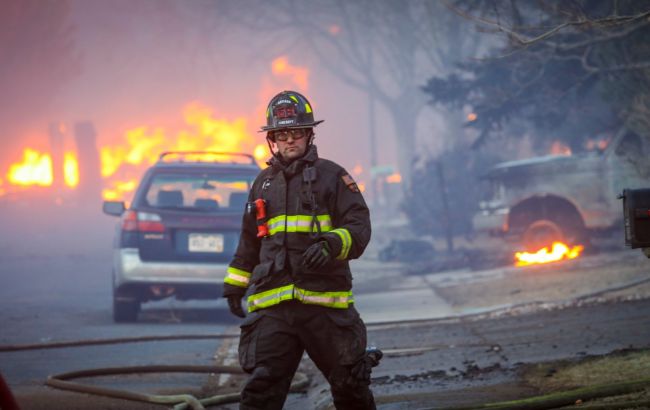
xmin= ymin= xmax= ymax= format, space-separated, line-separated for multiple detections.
xmin=112 ymin=270 xmax=140 ymax=322
xmin=113 ymin=297 xmax=140 ymax=323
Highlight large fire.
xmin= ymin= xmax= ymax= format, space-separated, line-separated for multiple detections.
xmin=5 ymin=148 xmax=80 ymax=190
xmin=7 ymin=149 xmax=53 ymax=186
xmin=2 ymin=56 xmax=310 ymax=202
xmin=100 ymin=102 xmax=268 ymax=200
xmin=515 ymin=241 xmax=584 ymax=267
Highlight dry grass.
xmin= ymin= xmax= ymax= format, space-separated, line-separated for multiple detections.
xmin=524 ymin=349 xmax=650 ymax=393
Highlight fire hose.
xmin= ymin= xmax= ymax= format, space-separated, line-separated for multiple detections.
xmin=3 ymin=281 xmax=650 ymax=410
xmin=3 ymin=331 xmax=650 ymax=410
xmin=45 ymin=365 xmax=309 ymax=410
xmin=5 ymin=334 xmax=650 ymax=410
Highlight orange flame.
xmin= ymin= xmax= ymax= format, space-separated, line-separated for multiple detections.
xmin=515 ymin=242 xmax=584 ymax=266
xmin=99 ymin=102 xmax=266 ymax=200
xmin=103 ymin=179 xmax=137 ymax=201
xmin=254 ymin=144 xmax=268 ymax=163
xmin=7 ymin=149 xmax=53 ymax=186
xmin=585 ymin=138 xmax=609 ymax=151
xmin=386 ymin=173 xmax=402 ymax=184
xmin=550 ymin=141 xmax=572 ymax=156
xmin=63 ymin=152 xmax=79 ymax=187
xmin=3 ymin=55 xmax=309 ymax=201
xmin=271 ymin=56 xmax=309 ymax=91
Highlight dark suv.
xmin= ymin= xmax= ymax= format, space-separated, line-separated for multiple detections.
xmin=102 ymin=152 xmax=259 ymax=322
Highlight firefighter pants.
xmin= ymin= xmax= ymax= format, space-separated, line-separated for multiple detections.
xmin=237 ymin=301 xmax=376 ymax=410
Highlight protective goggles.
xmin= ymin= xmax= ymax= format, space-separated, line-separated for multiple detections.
xmin=270 ymin=128 xmax=309 ymax=142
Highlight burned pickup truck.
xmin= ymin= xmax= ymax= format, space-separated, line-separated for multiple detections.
xmin=473 ymin=129 xmax=650 ymax=251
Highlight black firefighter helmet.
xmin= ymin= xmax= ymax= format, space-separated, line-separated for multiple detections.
xmin=261 ymin=90 xmax=324 ymax=132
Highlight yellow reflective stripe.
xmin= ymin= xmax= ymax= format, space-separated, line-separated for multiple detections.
xmin=304 ymin=103 xmax=312 ymax=113
xmin=293 ymin=287 xmax=353 ymax=308
xmin=330 ymin=228 xmax=352 ymax=260
xmin=289 ymin=95 xmax=299 ymax=103
xmin=247 ymin=285 xmax=295 ymax=312
xmin=267 ymin=215 xmax=286 ymax=235
xmin=267 ymin=214 xmax=332 ymax=235
xmin=224 ymin=266 xmax=251 ymax=288
xmin=247 ymin=285 xmax=354 ymax=312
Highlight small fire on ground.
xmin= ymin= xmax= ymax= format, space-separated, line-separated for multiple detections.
xmin=515 ymin=242 xmax=584 ymax=267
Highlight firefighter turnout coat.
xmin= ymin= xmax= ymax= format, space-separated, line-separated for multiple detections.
xmin=223 ymin=145 xmax=371 ymax=313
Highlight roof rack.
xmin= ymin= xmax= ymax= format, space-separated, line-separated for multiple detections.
xmin=157 ymin=151 xmax=256 ymax=165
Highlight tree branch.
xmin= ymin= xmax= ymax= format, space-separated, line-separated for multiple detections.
xmin=443 ymin=0 xmax=650 ymax=48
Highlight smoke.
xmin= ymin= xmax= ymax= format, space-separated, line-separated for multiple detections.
xmin=1 ymin=0 xmax=490 ymax=257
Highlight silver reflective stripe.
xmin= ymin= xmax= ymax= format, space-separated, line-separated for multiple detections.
xmin=247 ymin=285 xmax=354 ymax=312
xmin=248 ymin=285 xmax=295 ymax=311
xmin=224 ymin=266 xmax=251 ymax=288
xmin=293 ymin=288 xmax=352 ymax=307
xmin=268 ymin=215 xmax=287 ymax=235
xmin=267 ymin=214 xmax=332 ymax=235
xmin=330 ymin=228 xmax=352 ymax=259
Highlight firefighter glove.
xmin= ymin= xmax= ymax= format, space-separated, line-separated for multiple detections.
xmin=302 ymin=241 xmax=332 ymax=270
xmin=349 ymin=347 xmax=383 ymax=385
xmin=227 ymin=295 xmax=246 ymax=318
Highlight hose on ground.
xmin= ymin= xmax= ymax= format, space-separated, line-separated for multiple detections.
xmin=45 ymin=364 xmax=309 ymax=410
xmin=0 ymin=333 xmax=240 ymax=352
xmin=4 ymin=282 xmax=650 ymax=409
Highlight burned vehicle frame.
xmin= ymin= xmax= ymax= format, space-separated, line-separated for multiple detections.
xmin=473 ymin=129 xmax=650 ymax=251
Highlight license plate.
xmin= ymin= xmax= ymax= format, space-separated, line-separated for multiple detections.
xmin=188 ymin=233 xmax=224 ymax=253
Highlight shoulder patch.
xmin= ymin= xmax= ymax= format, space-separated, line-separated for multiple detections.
xmin=341 ymin=174 xmax=360 ymax=193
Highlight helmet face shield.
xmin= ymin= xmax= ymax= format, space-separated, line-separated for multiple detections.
xmin=261 ymin=91 xmax=323 ymax=132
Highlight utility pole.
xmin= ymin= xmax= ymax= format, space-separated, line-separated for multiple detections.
xmin=368 ymin=89 xmax=379 ymax=204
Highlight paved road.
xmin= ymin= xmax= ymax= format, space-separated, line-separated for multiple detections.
xmin=2 ymin=215 xmax=650 ymax=409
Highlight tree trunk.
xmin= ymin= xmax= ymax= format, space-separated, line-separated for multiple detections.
xmin=385 ymin=97 xmax=419 ymax=185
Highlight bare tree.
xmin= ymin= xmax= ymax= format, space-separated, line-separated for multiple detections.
xmin=431 ymin=0 xmax=650 ymax=148
xmin=216 ymin=0 xmax=483 ymax=181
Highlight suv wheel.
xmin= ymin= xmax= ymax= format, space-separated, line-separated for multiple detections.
xmin=113 ymin=295 xmax=140 ymax=322
xmin=112 ymin=270 xmax=140 ymax=322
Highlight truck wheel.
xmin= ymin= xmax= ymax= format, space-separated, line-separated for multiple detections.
xmin=522 ymin=219 xmax=565 ymax=251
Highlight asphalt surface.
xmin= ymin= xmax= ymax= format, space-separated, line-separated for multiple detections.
xmin=2 ymin=206 xmax=650 ymax=409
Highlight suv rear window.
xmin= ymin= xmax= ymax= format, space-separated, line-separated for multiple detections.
xmin=144 ymin=172 xmax=252 ymax=212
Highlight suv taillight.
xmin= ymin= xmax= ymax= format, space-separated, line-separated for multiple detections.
xmin=121 ymin=210 xmax=165 ymax=232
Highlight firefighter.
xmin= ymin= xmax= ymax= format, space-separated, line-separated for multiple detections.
xmin=223 ymin=90 xmax=379 ymax=409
